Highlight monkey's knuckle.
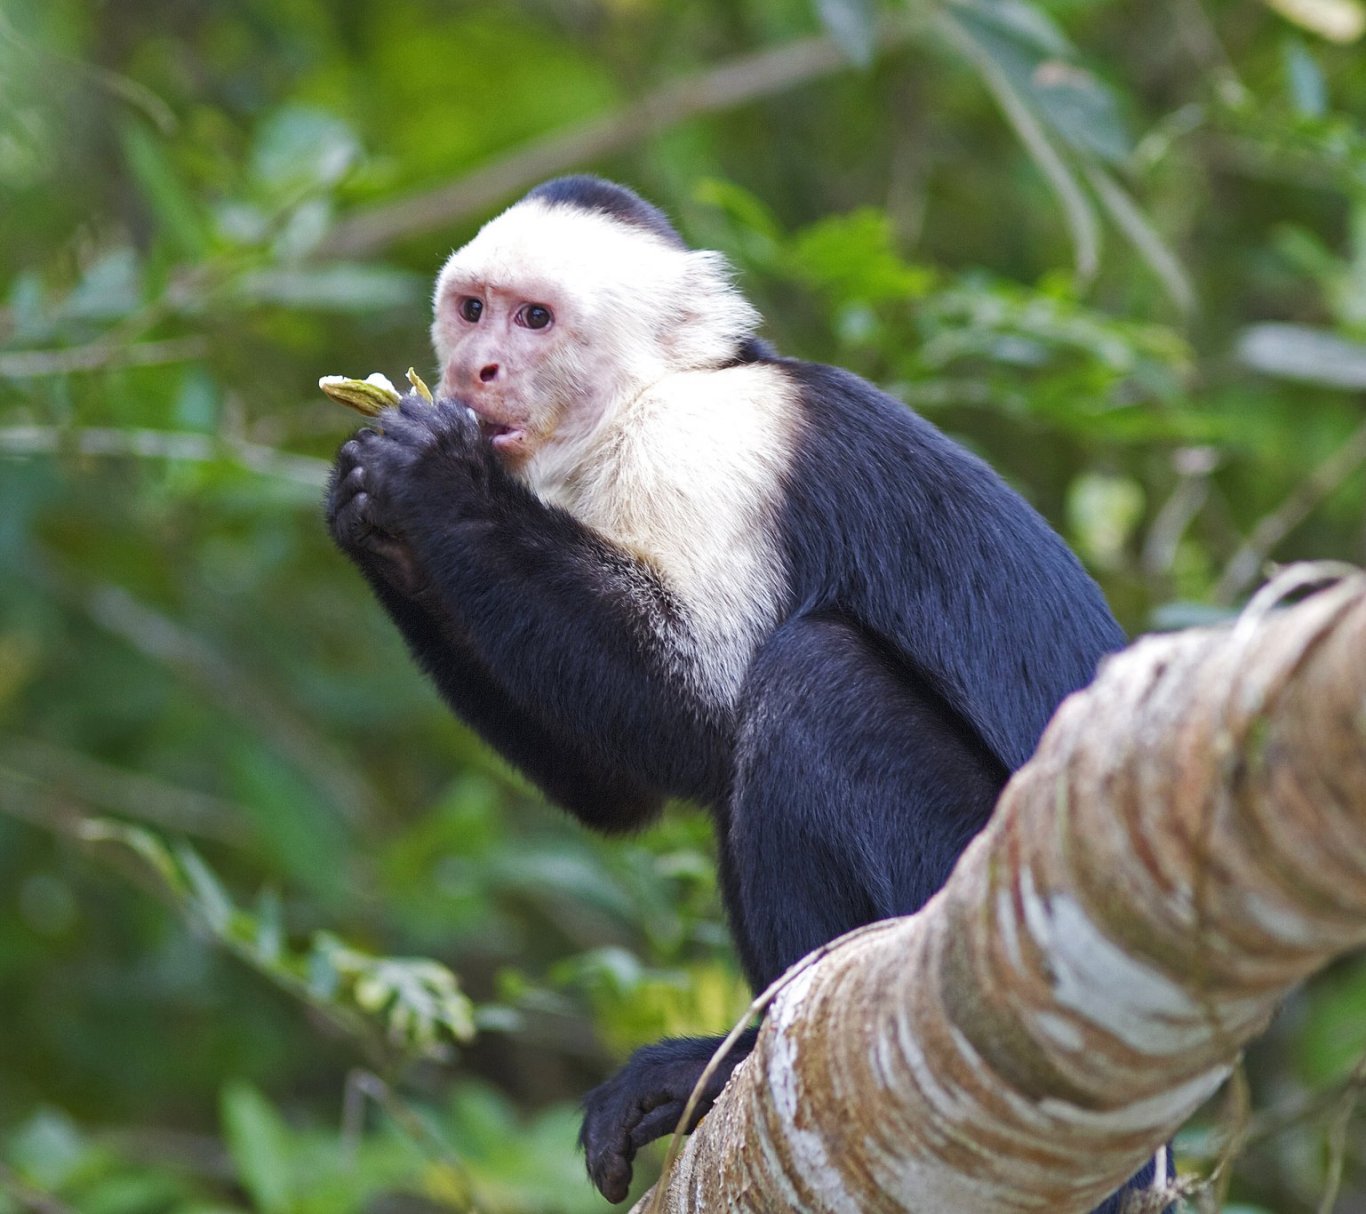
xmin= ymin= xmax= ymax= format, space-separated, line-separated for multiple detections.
xmin=396 ymin=393 xmax=433 ymax=424
xmin=388 ymin=419 xmax=440 ymax=458
xmin=438 ymin=397 xmax=475 ymax=425
xmin=365 ymin=439 xmax=416 ymax=478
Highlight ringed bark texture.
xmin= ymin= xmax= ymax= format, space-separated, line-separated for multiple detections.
xmin=638 ymin=575 xmax=1366 ymax=1213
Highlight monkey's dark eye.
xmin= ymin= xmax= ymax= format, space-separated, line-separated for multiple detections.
xmin=517 ymin=304 xmax=553 ymax=331
xmin=457 ymin=297 xmax=483 ymax=322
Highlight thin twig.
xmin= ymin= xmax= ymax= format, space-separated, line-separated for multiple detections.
xmin=1214 ymin=417 xmax=1366 ymax=605
xmin=0 ymin=425 xmax=329 ymax=488
xmin=341 ymin=1070 xmax=482 ymax=1208
xmin=0 ymin=9 xmax=176 ymax=133
xmin=1208 ymin=1063 xmax=1253 ymax=1210
xmin=0 ymin=336 xmax=207 ymax=379
xmin=1241 ymin=1053 xmax=1366 ymax=1147
xmin=936 ymin=9 xmax=1100 ymax=285
xmin=1317 ymin=1054 xmax=1366 ymax=1214
xmin=1172 ymin=0 xmax=1246 ymax=101
xmin=1142 ymin=446 xmax=1220 ymax=580
xmin=0 ymin=762 xmax=399 ymax=1070
xmin=24 ymin=552 xmax=377 ymax=829
xmin=319 ymin=15 xmax=925 ymax=257
xmin=1 ymin=737 xmax=252 ymax=845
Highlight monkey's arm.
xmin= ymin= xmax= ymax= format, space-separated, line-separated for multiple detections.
xmin=327 ymin=431 xmax=666 ymax=830
xmin=331 ymin=397 xmax=732 ymax=805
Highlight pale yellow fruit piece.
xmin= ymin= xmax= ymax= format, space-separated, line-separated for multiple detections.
xmin=406 ymin=367 xmax=434 ymax=401
xmin=319 ymin=372 xmax=404 ymax=416
xmin=319 ymin=369 xmax=438 ymax=416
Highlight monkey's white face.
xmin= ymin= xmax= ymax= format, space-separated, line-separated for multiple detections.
xmin=430 ymin=199 xmax=761 ymax=486
xmin=430 ymin=272 xmax=575 ymax=469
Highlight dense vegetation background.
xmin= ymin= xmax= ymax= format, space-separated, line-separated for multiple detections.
xmin=2 ymin=0 xmax=1364 ymax=1210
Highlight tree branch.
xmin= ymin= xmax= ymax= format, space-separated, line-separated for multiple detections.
xmin=640 ymin=570 xmax=1366 ymax=1212
xmin=25 ymin=553 xmax=378 ymax=830
xmin=0 ymin=425 xmax=329 ymax=488
xmin=318 ymin=16 xmax=924 ymax=258
xmin=0 ymin=336 xmax=206 ymax=378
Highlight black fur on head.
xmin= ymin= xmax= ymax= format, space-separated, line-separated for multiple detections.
xmin=523 ymin=176 xmax=688 ymax=249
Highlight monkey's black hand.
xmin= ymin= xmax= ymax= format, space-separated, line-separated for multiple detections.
xmin=327 ymin=394 xmax=493 ymax=588
xmin=326 ymin=425 xmax=430 ymax=596
xmin=362 ymin=394 xmax=493 ymax=517
xmin=579 ymin=1032 xmax=756 ymax=1204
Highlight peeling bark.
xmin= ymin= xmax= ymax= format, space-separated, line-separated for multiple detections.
xmin=637 ymin=573 xmax=1366 ymax=1213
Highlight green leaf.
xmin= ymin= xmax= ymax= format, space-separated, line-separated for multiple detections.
xmin=1084 ymin=164 xmax=1197 ymax=313
xmin=1283 ymin=37 xmax=1329 ymax=115
xmin=60 ymin=248 xmax=143 ymax=323
xmin=1237 ymin=323 xmax=1366 ymax=388
xmin=789 ymin=209 xmax=936 ymax=304
xmin=939 ymin=10 xmax=1101 ymax=282
xmin=77 ymin=821 xmax=186 ymax=897
xmin=230 ymin=264 xmax=425 ymax=312
xmin=250 ymin=105 xmax=361 ymax=195
xmin=949 ymin=10 xmax=1132 ymax=165
xmin=221 ymin=1082 xmax=293 ymax=1214
xmin=306 ymin=933 xmax=343 ymax=1000
xmin=253 ymin=888 xmax=285 ymax=964
xmin=4 ymin=1109 xmax=88 ymax=1189
xmin=1296 ymin=962 xmax=1366 ymax=1083
xmin=7 ymin=270 xmax=51 ymax=341
xmin=692 ymin=178 xmax=786 ymax=266
xmin=176 ymin=843 xmax=235 ymax=934
xmin=1067 ymin=472 xmax=1146 ymax=569
xmin=815 ymin=0 xmax=878 ymax=66
xmin=119 ymin=122 xmax=212 ymax=258
xmin=1025 ymin=59 xmax=1133 ymax=165
xmin=949 ymin=0 xmax=1073 ymax=55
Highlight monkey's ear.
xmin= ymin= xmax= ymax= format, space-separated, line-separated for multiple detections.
xmin=665 ymin=249 xmax=763 ymax=370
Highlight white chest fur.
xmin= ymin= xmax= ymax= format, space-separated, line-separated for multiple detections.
xmin=532 ymin=363 xmax=799 ymax=706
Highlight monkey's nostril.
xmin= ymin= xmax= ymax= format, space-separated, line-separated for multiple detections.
xmin=479 ymin=364 xmax=499 ymax=383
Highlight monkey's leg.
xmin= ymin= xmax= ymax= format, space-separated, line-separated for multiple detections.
xmin=724 ymin=613 xmax=1004 ymax=988
xmin=728 ymin=614 xmax=1173 ymax=1214
xmin=580 ymin=614 xmax=1004 ymax=1201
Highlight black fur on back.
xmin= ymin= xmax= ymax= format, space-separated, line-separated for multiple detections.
xmin=523 ymin=175 xmax=688 ymax=248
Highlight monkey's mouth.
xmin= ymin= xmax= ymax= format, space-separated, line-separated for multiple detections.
xmin=477 ymin=417 xmax=526 ymax=452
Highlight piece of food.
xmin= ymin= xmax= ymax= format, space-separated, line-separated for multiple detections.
xmin=318 ymin=372 xmax=403 ymax=416
xmin=406 ymin=367 xmax=434 ymax=401
xmin=318 ymin=368 xmax=436 ymax=416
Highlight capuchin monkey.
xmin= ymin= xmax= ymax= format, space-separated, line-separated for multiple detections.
xmin=326 ymin=176 xmax=1170 ymax=1209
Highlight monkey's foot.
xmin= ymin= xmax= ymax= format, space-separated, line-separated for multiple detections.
xmin=578 ymin=1031 xmax=755 ymax=1203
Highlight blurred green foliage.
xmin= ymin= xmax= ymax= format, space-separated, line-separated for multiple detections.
xmin=1 ymin=0 xmax=1364 ymax=1209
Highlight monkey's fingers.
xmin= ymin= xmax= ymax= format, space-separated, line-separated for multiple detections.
xmin=629 ymin=1097 xmax=706 ymax=1148
xmin=580 ymin=1094 xmax=643 ymax=1203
